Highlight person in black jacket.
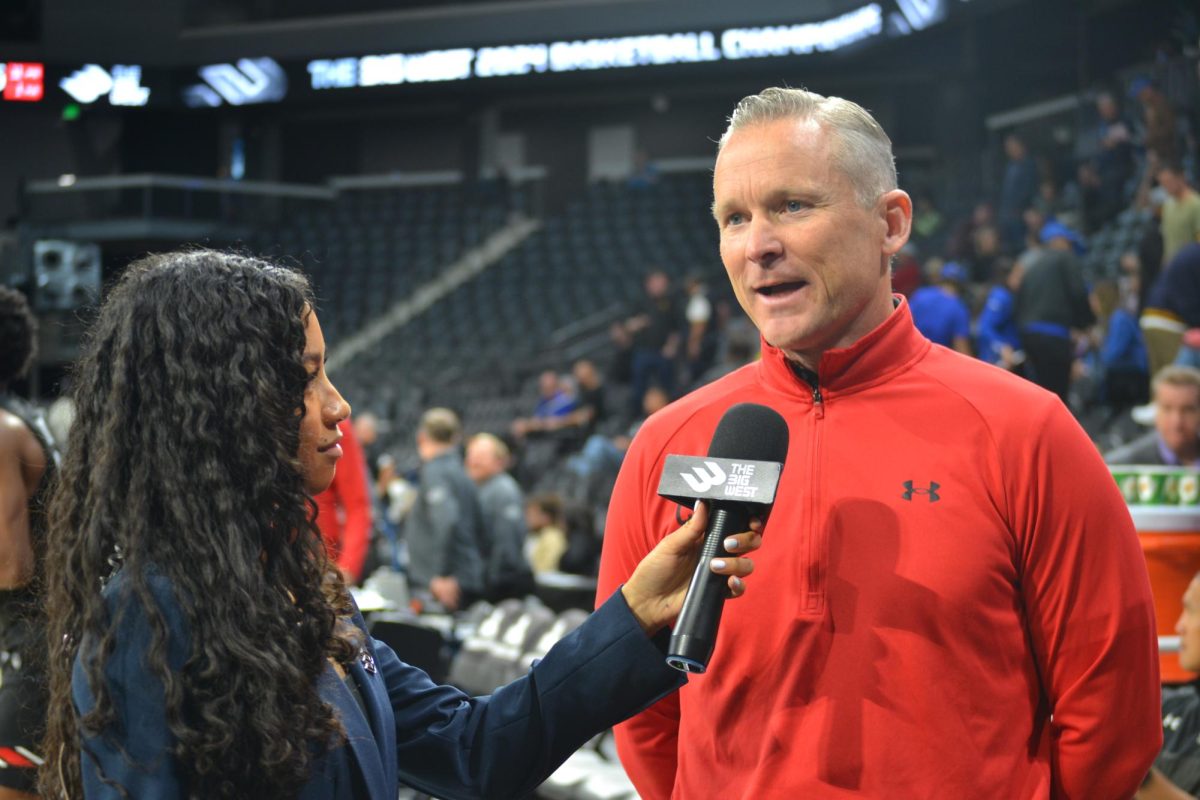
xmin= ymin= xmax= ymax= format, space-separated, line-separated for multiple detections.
xmin=1015 ymin=221 xmax=1095 ymax=402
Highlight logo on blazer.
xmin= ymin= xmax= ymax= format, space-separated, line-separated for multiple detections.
xmin=680 ymin=460 xmax=728 ymax=493
xmin=901 ymin=480 xmax=940 ymax=502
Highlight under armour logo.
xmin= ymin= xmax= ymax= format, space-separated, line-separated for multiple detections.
xmin=901 ymin=480 xmax=940 ymax=502
xmin=680 ymin=460 xmax=728 ymax=493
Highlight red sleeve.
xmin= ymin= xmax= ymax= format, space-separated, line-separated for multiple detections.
xmin=596 ymin=427 xmax=680 ymax=800
xmin=315 ymin=479 xmax=341 ymax=558
xmin=1009 ymin=402 xmax=1161 ymax=798
xmin=332 ymin=419 xmax=372 ymax=582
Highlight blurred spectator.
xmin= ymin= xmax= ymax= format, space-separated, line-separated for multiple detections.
xmin=909 ymin=261 xmax=972 ymax=354
xmin=628 ymin=148 xmax=659 ymax=189
xmin=464 ymin=433 xmax=534 ymax=601
xmin=1158 ymin=162 xmax=1200 ymax=264
xmin=910 ymin=194 xmax=945 ymax=251
xmin=560 ymin=358 xmax=608 ymax=444
xmin=511 ymin=369 xmax=577 ymax=439
xmin=567 ymin=385 xmax=670 ymax=480
xmin=969 ymin=223 xmax=1003 ymax=284
xmin=614 ymin=270 xmax=683 ymax=415
xmin=403 ymin=407 xmax=486 ymax=612
xmin=1016 ymin=221 xmax=1095 ymax=402
xmin=1141 ymin=243 xmax=1200 ymax=381
xmin=945 ymin=201 xmax=994 ymax=263
xmin=1139 ymin=190 xmax=1169 ymax=313
xmin=0 ymin=285 xmax=55 ymax=798
xmin=1153 ymin=39 xmax=1199 ymax=153
xmin=524 ymin=493 xmax=567 ymax=574
xmin=999 ymin=133 xmax=1039 ymax=253
xmin=1105 ymin=365 xmax=1200 ymax=465
xmin=1022 ymin=206 xmax=1049 ymax=255
xmin=1136 ymin=572 xmax=1200 ymax=799
xmin=315 ymin=418 xmax=372 ymax=584
xmin=683 ymin=273 xmax=717 ymax=382
xmin=558 ymin=502 xmax=602 ymax=578
xmin=352 ymin=411 xmax=382 ymax=480
xmin=976 ymin=258 xmax=1024 ymax=370
xmin=1078 ymin=161 xmax=1122 ymax=233
xmin=1134 ymin=78 xmax=1181 ymax=165
xmin=1089 ymin=279 xmax=1149 ymax=411
xmin=1090 ymin=91 xmax=1137 ymax=217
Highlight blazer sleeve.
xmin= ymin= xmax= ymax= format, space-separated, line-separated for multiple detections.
xmin=1009 ymin=401 xmax=1161 ymax=798
xmin=595 ymin=427 xmax=682 ymax=800
xmin=382 ymin=588 xmax=683 ymax=800
xmin=73 ymin=574 xmax=189 ymax=799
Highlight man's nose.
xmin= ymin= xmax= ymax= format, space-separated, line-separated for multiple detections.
xmin=745 ymin=217 xmax=783 ymax=268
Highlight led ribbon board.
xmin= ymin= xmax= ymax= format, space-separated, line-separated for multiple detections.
xmin=307 ymin=3 xmax=889 ymax=91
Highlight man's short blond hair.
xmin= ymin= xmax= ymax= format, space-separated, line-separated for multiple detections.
xmin=1153 ymin=365 xmax=1200 ymax=398
xmin=419 ymin=407 xmax=462 ymax=444
xmin=718 ymin=86 xmax=897 ymax=208
xmin=468 ymin=432 xmax=510 ymax=461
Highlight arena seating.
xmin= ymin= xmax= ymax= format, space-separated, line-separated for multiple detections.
xmin=325 ymin=172 xmax=722 ymax=471
xmin=255 ymin=181 xmax=525 ymax=343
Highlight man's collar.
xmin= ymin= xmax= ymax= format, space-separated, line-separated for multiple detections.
xmin=759 ymin=294 xmax=929 ymax=400
xmin=1156 ymin=434 xmax=1200 ymax=468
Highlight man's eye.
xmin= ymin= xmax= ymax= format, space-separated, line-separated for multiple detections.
xmin=726 ymin=212 xmax=745 ymax=226
xmin=785 ymin=200 xmax=806 ymax=212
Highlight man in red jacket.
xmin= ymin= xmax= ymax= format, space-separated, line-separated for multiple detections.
xmin=596 ymin=87 xmax=1161 ymax=799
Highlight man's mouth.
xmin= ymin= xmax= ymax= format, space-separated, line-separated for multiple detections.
xmin=755 ymin=281 xmax=807 ymax=297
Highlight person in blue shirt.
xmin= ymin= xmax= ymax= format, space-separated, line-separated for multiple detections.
xmin=908 ymin=260 xmax=972 ymax=353
xmin=976 ymin=259 xmax=1024 ymax=370
xmin=37 ymin=250 xmax=763 ymax=800
xmin=1092 ymin=278 xmax=1149 ymax=410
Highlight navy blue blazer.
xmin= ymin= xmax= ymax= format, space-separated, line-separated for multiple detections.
xmin=73 ymin=572 xmax=683 ymax=799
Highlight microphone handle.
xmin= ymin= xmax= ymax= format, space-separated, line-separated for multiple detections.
xmin=666 ymin=502 xmax=751 ymax=674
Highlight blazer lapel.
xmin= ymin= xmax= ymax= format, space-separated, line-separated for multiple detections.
xmin=319 ymin=664 xmax=391 ymax=800
xmin=350 ymin=637 xmax=399 ymax=796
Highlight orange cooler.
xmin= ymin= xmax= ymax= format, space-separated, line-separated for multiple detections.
xmin=1130 ymin=505 xmax=1200 ymax=684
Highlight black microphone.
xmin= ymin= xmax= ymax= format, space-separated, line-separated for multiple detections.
xmin=657 ymin=402 xmax=789 ymax=674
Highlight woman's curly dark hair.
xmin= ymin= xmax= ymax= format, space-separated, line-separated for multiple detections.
xmin=40 ymin=250 xmax=359 ymax=799
xmin=0 ymin=285 xmax=37 ymax=386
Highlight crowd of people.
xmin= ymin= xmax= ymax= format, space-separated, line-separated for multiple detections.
xmin=895 ymin=69 xmax=1200 ymax=429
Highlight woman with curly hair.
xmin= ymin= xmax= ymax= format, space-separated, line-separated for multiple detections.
xmin=38 ymin=250 xmax=761 ymax=800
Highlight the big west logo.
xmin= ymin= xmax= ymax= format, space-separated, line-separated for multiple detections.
xmin=680 ymin=460 xmax=727 ymax=493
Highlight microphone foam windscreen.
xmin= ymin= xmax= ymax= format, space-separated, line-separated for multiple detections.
xmin=706 ymin=403 xmax=789 ymax=464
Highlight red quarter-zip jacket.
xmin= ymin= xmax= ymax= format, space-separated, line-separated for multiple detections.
xmin=597 ymin=297 xmax=1160 ymax=799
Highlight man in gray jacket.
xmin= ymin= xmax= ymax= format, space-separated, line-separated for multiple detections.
xmin=404 ymin=408 xmax=486 ymax=611
xmin=465 ymin=433 xmax=534 ymax=600
xmin=1015 ymin=221 xmax=1095 ymax=402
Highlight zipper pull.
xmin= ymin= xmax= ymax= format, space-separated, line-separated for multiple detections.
xmin=813 ymin=385 xmax=823 ymax=404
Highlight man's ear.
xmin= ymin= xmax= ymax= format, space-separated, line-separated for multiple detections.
xmin=880 ymin=189 xmax=913 ymax=258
